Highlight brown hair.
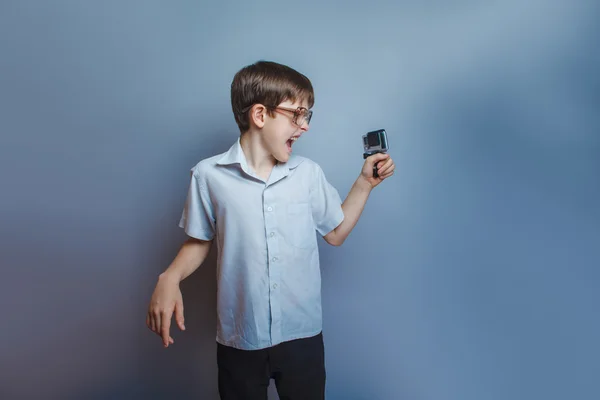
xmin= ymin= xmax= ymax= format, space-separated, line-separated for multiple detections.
xmin=231 ymin=60 xmax=315 ymax=133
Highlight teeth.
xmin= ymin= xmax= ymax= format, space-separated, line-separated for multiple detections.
xmin=291 ymin=137 xmax=298 ymax=141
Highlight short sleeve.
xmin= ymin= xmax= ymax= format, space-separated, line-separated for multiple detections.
xmin=310 ymin=163 xmax=345 ymax=236
xmin=178 ymin=168 xmax=216 ymax=241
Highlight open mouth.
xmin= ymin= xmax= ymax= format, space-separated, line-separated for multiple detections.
xmin=286 ymin=136 xmax=299 ymax=153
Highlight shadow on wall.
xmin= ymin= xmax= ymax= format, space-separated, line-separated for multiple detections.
xmin=72 ymin=129 xmax=236 ymax=399
xmin=66 ymin=266 xmax=219 ymax=399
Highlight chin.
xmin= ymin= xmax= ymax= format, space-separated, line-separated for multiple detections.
xmin=271 ymin=143 xmax=293 ymax=163
xmin=274 ymin=152 xmax=290 ymax=163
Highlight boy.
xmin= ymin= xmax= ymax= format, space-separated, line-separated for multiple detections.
xmin=146 ymin=60 xmax=395 ymax=399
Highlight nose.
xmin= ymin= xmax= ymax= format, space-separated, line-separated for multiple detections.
xmin=300 ymin=119 xmax=310 ymax=132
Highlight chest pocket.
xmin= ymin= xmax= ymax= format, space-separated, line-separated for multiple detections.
xmin=285 ymin=202 xmax=316 ymax=249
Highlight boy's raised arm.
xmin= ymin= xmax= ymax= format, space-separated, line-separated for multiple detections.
xmin=324 ymin=153 xmax=395 ymax=246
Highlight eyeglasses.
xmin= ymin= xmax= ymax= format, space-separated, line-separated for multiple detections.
xmin=271 ymin=106 xmax=313 ymax=127
xmin=240 ymin=104 xmax=313 ymax=127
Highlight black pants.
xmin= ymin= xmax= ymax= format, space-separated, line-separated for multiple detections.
xmin=217 ymin=332 xmax=326 ymax=400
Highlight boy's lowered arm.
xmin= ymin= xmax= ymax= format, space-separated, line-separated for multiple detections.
xmin=161 ymin=237 xmax=213 ymax=282
xmin=146 ymin=237 xmax=212 ymax=347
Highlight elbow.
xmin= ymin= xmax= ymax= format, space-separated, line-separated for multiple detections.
xmin=324 ymin=231 xmax=344 ymax=247
xmin=330 ymin=239 xmax=344 ymax=247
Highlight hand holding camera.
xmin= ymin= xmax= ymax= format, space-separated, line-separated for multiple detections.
xmin=361 ymin=129 xmax=395 ymax=186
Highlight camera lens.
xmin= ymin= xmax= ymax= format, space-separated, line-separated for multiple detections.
xmin=367 ymin=132 xmax=380 ymax=147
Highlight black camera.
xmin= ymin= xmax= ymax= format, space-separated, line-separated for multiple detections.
xmin=362 ymin=129 xmax=389 ymax=178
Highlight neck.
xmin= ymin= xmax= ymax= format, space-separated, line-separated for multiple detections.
xmin=239 ymin=130 xmax=277 ymax=174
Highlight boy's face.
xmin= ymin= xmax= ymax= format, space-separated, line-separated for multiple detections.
xmin=262 ymin=99 xmax=311 ymax=163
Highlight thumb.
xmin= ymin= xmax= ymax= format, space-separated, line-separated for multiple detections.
xmin=175 ymin=300 xmax=185 ymax=331
xmin=367 ymin=152 xmax=389 ymax=166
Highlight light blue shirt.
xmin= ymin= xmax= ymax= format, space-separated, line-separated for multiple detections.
xmin=179 ymin=138 xmax=345 ymax=350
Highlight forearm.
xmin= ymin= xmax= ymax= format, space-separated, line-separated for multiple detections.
xmin=327 ymin=176 xmax=372 ymax=245
xmin=160 ymin=237 xmax=212 ymax=283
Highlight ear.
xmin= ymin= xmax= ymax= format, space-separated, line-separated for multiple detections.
xmin=249 ymin=104 xmax=267 ymax=129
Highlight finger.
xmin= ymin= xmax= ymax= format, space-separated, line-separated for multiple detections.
xmin=380 ymin=166 xmax=395 ymax=179
xmin=175 ymin=300 xmax=186 ymax=331
xmin=368 ymin=152 xmax=390 ymax=166
xmin=146 ymin=313 xmax=154 ymax=332
xmin=379 ymin=161 xmax=395 ymax=176
xmin=373 ymin=158 xmax=390 ymax=173
xmin=153 ymin=310 xmax=161 ymax=336
xmin=381 ymin=162 xmax=395 ymax=175
xmin=161 ymin=310 xmax=173 ymax=347
xmin=148 ymin=310 xmax=154 ymax=331
xmin=377 ymin=159 xmax=393 ymax=173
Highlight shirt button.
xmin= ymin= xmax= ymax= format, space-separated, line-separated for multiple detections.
xmin=273 ymin=283 xmax=278 ymax=289
xmin=269 ymin=232 xmax=275 ymax=237
xmin=267 ymin=206 xmax=273 ymax=212
xmin=272 ymin=257 xmax=278 ymax=262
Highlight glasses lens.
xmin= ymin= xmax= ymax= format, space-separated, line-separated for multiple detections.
xmin=297 ymin=108 xmax=311 ymax=125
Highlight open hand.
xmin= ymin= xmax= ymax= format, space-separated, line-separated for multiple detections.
xmin=146 ymin=273 xmax=186 ymax=348
xmin=361 ymin=153 xmax=395 ymax=188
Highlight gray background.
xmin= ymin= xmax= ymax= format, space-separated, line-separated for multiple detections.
xmin=1 ymin=1 xmax=598 ymax=399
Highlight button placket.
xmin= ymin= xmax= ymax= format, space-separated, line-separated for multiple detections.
xmin=263 ymin=188 xmax=282 ymax=344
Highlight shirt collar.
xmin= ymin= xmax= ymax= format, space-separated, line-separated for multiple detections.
xmin=216 ymin=137 xmax=305 ymax=170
